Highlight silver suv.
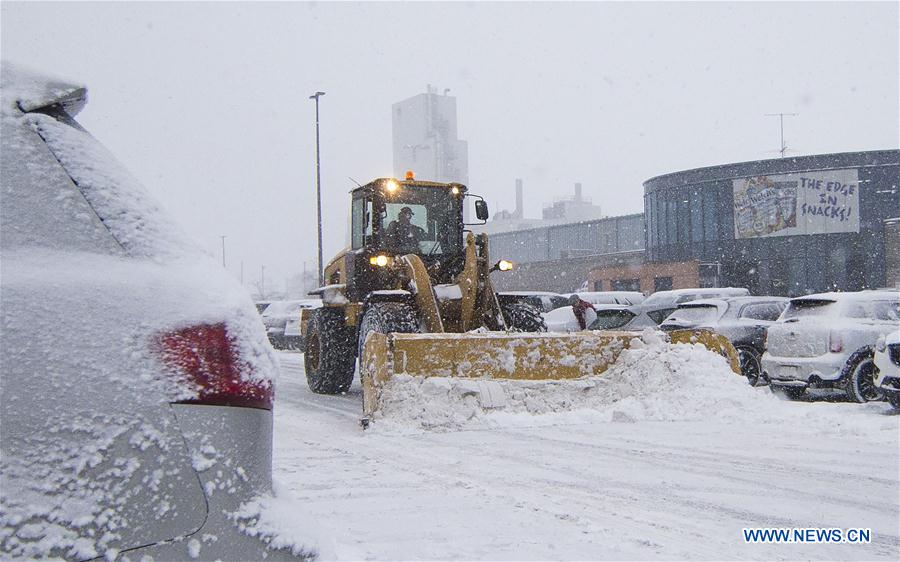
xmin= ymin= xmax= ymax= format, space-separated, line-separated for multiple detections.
xmin=762 ymin=290 xmax=900 ymax=402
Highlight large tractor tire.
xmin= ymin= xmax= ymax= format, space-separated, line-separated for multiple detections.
xmin=305 ymin=307 xmax=357 ymax=394
xmin=357 ymin=302 xmax=420 ymax=360
xmin=500 ymin=301 xmax=547 ymax=332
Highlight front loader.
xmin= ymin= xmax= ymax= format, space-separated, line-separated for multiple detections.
xmin=302 ymin=173 xmax=740 ymax=423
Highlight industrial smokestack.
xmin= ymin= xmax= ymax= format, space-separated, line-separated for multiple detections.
xmin=574 ymin=182 xmax=582 ymax=203
xmin=515 ymin=179 xmax=524 ymax=219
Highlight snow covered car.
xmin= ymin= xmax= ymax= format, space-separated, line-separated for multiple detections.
xmin=0 ymin=64 xmax=303 ymax=560
xmin=568 ymin=290 xmax=645 ymax=306
xmin=659 ymin=296 xmax=789 ymax=384
xmin=762 ymin=290 xmax=900 ymax=402
xmin=874 ymin=330 xmax=900 ymax=408
xmin=262 ymin=299 xmax=322 ymax=349
xmin=497 ymin=290 xmax=571 ymax=313
xmin=584 ymin=287 xmax=751 ymax=332
xmin=586 ymin=304 xmax=659 ymax=331
xmin=636 ymin=287 xmax=751 ymax=325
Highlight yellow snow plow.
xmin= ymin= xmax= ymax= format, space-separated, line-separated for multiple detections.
xmin=360 ymin=329 xmax=740 ymax=419
xmin=301 ymin=174 xmax=740 ymax=423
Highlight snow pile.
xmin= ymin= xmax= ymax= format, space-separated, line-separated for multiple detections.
xmin=231 ymin=483 xmax=335 ymax=561
xmin=369 ymin=329 xmax=898 ymax=434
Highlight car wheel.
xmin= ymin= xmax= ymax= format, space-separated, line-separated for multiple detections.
xmin=304 ymin=308 xmax=357 ymax=394
xmin=843 ymin=347 xmax=882 ymax=403
xmin=736 ymin=346 xmax=762 ymax=386
xmin=769 ymin=384 xmax=805 ymax=400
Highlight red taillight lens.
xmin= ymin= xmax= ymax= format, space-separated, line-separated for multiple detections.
xmin=157 ymin=323 xmax=272 ymax=409
xmin=829 ymin=331 xmax=843 ymax=354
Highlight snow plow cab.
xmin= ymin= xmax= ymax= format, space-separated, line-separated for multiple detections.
xmin=302 ymin=174 xmax=740 ymax=424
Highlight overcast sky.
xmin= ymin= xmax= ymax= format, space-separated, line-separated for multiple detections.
xmin=3 ymin=1 xmax=897 ymax=293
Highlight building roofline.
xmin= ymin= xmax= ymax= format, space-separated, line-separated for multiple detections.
xmin=643 ymin=149 xmax=900 ymax=192
xmin=486 ymin=212 xmax=644 ymax=238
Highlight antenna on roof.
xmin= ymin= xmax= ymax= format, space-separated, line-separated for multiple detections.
xmin=349 ymin=176 xmax=362 ymax=187
xmin=764 ymin=112 xmax=799 ymax=158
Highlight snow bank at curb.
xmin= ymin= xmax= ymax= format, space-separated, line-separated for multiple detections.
xmin=369 ymin=330 xmax=898 ymax=435
xmin=232 ymin=480 xmax=336 ymax=561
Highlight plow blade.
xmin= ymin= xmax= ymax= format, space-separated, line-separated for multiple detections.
xmin=360 ymin=329 xmax=740 ymax=420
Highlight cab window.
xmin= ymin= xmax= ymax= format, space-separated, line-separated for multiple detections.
xmin=351 ymin=197 xmax=373 ymax=249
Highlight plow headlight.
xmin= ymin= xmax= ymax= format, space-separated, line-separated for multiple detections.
xmin=385 ymin=179 xmax=400 ymax=193
xmin=451 ymin=186 xmax=460 ymax=195
xmin=492 ymin=259 xmax=514 ymax=272
xmin=369 ymin=255 xmax=391 ymax=267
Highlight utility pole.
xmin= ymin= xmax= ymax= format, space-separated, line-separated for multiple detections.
xmin=764 ymin=113 xmax=798 ymax=158
xmin=309 ymin=91 xmax=326 ymax=287
xmin=219 ymin=235 xmax=226 ymax=268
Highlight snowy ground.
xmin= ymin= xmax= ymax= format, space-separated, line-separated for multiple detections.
xmin=271 ymin=350 xmax=899 ymax=561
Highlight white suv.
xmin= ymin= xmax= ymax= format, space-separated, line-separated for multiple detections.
xmin=762 ymin=290 xmax=900 ymax=402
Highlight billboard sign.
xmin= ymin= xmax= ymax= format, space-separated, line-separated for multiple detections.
xmin=732 ymin=169 xmax=860 ymax=239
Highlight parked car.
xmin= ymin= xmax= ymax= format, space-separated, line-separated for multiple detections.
xmin=587 ymin=304 xmax=659 ymax=331
xmin=0 ymin=64 xmax=301 ymax=560
xmin=874 ymin=329 xmax=900 ymax=408
xmin=568 ymin=290 xmax=646 ymax=306
xmin=585 ymin=287 xmax=752 ymax=332
xmin=255 ymin=300 xmax=272 ymax=314
xmin=497 ymin=291 xmax=571 ymax=313
xmin=659 ymin=296 xmax=789 ymax=384
xmin=262 ymin=299 xmax=322 ymax=349
xmin=761 ymin=290 xmax=900 ymax=402
xmin=637 ymin=287 xmax=751 ymax=325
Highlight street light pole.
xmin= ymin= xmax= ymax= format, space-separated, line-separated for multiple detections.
xmin=310 ymin=91 xmax=326 ymax=287
xmin=219 ymin=235 xmax=226 ymax=268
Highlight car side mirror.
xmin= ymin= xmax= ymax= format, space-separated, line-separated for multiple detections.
xmin=475 ymin=200 xmax=489 ymax=221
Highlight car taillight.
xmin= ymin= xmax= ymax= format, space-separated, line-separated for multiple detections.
xmin=829 ymin=331 xmax=843 ymax=353
xmin=157 ymin=323 xmax=273 ymax=409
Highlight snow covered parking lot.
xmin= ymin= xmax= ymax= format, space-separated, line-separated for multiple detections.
xmin=271 ymin=350 xmax=899 ymax=561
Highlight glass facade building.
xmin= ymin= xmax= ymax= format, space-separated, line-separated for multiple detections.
xmin=644 ymin=150 xmax=899 ymax=296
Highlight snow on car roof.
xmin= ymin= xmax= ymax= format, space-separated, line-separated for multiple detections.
xmin=791 ymin=290 xmax=899 ymax=303
xmin=262 ymin=299 xmax=322 ymax=315
xmin=678 ymin=298 xmax=727 ymax=308
xmin=3 ymin=62 xmax=203 ymax=261
xmin=500 ymin=291 xmax=562 ymax=296
xmin=1 ymin=61 xmax=87 ymax=116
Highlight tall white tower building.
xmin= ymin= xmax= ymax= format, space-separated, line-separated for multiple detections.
xmin=392 ymin=85 xmax=468 ymax=185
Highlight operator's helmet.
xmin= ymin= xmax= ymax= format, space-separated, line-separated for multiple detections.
xmin=399 ymin=206 xmax=414 ymax=217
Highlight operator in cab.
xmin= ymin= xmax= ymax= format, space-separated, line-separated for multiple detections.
xmin=384 ymin=206 xmax=426 ymax=254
